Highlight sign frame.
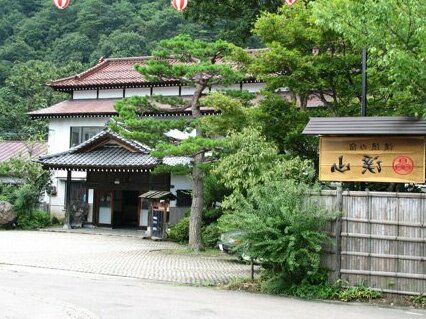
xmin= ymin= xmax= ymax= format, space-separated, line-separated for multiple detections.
xmin=319 ymin=136 xmax=426 ymax=183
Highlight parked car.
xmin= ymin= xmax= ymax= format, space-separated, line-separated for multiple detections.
xmin=217 ymin=230 xmax=243 ymax=253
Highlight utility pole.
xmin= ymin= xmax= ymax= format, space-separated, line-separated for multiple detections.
xmin=361 ymin=48 xmax=368 ymax=116
xmin=360 ymin=48 xmax=367 ymax=191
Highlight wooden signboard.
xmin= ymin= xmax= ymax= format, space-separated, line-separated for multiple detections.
xmin=320 ymin=137 xmax=425 ymax=183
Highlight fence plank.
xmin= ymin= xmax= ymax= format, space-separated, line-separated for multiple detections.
xmin=316 ymin=190 xmax=425 ymax=295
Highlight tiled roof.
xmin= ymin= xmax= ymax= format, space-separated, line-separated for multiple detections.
xmin=0 ymin=141 xmax=47 ymax=162
xmin=303 ymin=117 xmax=426 ymax=135
xmin=28 ymin=99 xmax=117 ymax=118
xmin=139 ymin=190 xmax=176 ymax=200
xmin=49 ymin=50 xmax=265 ymax=90
xmin=70 ymin=129 xmax=151 ymax=154
xmin=50 ymin=57 xmax=162 ymax=89
xmin=39 ymin=145 xmax=158 ymax=170
xmin=28 ymin=99 xmax=218 ymax=119
xmin=37 ymin=129 xmax=191 ymax=171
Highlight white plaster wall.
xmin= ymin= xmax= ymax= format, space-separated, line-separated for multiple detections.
xmin=98 ymin=89 xmax=123 ymax=99
xmin=180 ymin=86 xmax=196 ymax=96
xmin=169 ymin=174 xmax=192 ymax=208
xmin=49 ymin=171 xmax=88 ymax=218
xmin=48 ymin=117 xmax=109 ymax=154
xmin=210 ymin=83 xmax=241 ymax=92
xmin=125 ymin=88 xmax=151 ymax=97
xmin=49 ymin=178 xmax=66 ymax=218
xmin=242 ymin=82 xmax=264 ymax=93
xmin=73 ymin=90 xmax=97 ymax=99
xmin=152 ymin=86 xmax=180 ymax=96
xmin=47 ymin=117 xmax=108 ymax=216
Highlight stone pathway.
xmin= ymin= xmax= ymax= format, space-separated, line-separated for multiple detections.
xmin=0 ymin=231 xmax=253 ymax=284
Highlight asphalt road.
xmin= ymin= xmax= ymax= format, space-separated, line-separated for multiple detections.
xmin=0 ymin=265 xmax=424 ymax=319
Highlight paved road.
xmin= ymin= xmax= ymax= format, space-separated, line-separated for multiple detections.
xmin=0 ymin=265 xmax=424 ymax=319
xmin=0 ymin=231 xmax=251 ymax=284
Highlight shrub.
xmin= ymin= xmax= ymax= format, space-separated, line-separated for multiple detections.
xmin=16 ymin=210 xmax=52 ymax=230
xmin=168 ymin=216 xmax=189 ymax=243
xmin=336 ymin=285 xmax=382 ymax=302
xmin=14 ymin=184 xmax=40 ymax=214
xmin=220 ymin=179 xmax=336 ymax=290
xmin=202 ymin=222 xmax=221 ymax=248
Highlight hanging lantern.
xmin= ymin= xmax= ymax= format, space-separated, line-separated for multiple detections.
xmin=171 ymin=0 xmax=188 ymax=11
xmin=284 ymin=0 xmax=299 ymax=5
xmin=53 ymin=0 xmax=70 ymax=9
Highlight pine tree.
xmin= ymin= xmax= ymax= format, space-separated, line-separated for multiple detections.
xmin=113 ymin=35 xmax=245 ymax=250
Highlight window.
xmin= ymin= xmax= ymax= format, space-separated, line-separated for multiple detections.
xmin=70 ymin=127 xmax=103 ymax=147
xmin=176 ymin=190 xmax=192 ymax=207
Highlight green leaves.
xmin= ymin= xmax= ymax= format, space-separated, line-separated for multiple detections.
xmin=312 ymin=0 xmax=426 ymax=116
xmin=136 ymin=35 xmax=244 ymax=86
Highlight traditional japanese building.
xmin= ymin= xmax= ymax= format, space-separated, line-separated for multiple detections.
xmin=29 ymin=56 xmax=265 ymax=229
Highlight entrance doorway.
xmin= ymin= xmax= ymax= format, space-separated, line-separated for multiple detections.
xmin=120 ymin=191 xmax=139 ymax=228
xmin=111 ymin=190 xmax=140 ymax=228
xmin=96 ymin=190 xmax=140 ymax=228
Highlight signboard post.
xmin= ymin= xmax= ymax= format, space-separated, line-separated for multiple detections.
xmin=319 ymin=136 xmax=425 ymax=183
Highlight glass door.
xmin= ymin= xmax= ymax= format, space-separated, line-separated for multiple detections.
xmin=98 ymin=191 xmax=113 ymax=225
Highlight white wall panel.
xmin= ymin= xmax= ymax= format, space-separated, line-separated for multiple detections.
xmin=73 ymin=90 xmax=97 ymax=100
xmin=180 ymin=86 xmax=196 ymax=96
xmin=242 ymin=82 xmax=264 ymax=93
xmin=210 ymin=83 xmax=241 ymax=92
xmin=125 ymin=88 xmax=151 ymax=97
xmin=98 ymin=89 xmax=123 ymax=99
xmin=152 ymin=86 xmax=180 ymax=96
xmin=48 ymin=117 xmax=108 ymax=154
xmin=170 ymin=174 xmax=192 ymax=208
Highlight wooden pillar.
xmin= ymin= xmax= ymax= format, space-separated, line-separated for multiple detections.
xmin=335 ymin=183 xmax=343 ymax=280
xmin=63 ymin=170 xmax=72 ymax=229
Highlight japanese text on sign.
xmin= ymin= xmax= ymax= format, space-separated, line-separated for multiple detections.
xmin=319 ymin=137 xmax=425 ymax=183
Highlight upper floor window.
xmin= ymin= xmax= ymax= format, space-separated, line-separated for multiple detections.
xmin=70 ymin=127 xmax=103 ymax=147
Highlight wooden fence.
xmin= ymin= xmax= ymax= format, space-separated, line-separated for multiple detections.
xmin=311 ymin=190 xmax=425 ymax=295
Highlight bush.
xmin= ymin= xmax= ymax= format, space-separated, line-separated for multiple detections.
xmin=202 ymin=222 xmax=221 ymax=248
xmin=16 ymin=210 xmax=52 ymax=230
xmin=336 ymin=284 xmax=382 ymax=302
xmin=168 ymin=216 xmax=189 ymax=243
xmin=220 ymin=179 xmax=336 ymax=289
xmin=14 ymin=184 xmax=40 ymax=214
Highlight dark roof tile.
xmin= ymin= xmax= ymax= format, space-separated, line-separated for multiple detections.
xmin=303 ymin=117 xmax=426 ymax=135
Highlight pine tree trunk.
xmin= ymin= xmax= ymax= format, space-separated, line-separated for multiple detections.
xmin=189 ymin=152 xmax=204 ymax=251
xmin=188 ymin=82 xmax=205 ymax=251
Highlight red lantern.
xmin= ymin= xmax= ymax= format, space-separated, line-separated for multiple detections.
xmin=171 ymin=0 xmax=188 ymax=11
xmin=284 ymin=0 xmax=298 ymax=5
xmin=53 ymin=0 xmax=70 ymax=9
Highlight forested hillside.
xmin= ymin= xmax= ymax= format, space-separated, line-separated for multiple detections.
xmin=0 ymin=0 xmax=224 ymax=82
xmin=0 ymin=0 xmax=226 ymax=139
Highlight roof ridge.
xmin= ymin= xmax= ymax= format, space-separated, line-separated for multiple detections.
xmin=38 ymin=129 xmax=151 ymax=162
xmin=48 ymin=59 xmax=110 ymax=86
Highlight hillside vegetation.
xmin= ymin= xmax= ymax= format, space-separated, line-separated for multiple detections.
xmin=0 ymin=0 xmax=224 ymax=139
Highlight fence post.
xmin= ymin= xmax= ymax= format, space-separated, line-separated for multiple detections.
xmin=335 ymin=184 xmax=343 ymax=279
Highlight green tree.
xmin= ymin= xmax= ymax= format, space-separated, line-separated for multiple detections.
xmin=186 ymin=0 xmax=283 ymax=44
xmin=114 ymin=35 xmax=245 ymax=250
xmin=250 ymin=2 xmax=360 ymax=112
xmin=91 ymin=31 xmax=148 ymax=60
xmin=312 ymin=0 xmax=426 ymax=117
xmin=49 ymin=33 xmax=94 ymax=64
xmin=214 ymin=127 xmax=315 ymax=211
xmin=216 ymin=128 xmax=332 ymax=291
xmin=0 ymin=60 xmax=83 ymax=139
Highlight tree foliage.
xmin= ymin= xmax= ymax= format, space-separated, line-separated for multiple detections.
xmin=312 ymin=0 xmax=426 ymax=117
xmin=250 ymin=2 xmax=360 ymax=112
xmin=0 ymin=60 xmax=82 ymax=139
xmin=114 ymin=35 xmax=246 ymax=250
